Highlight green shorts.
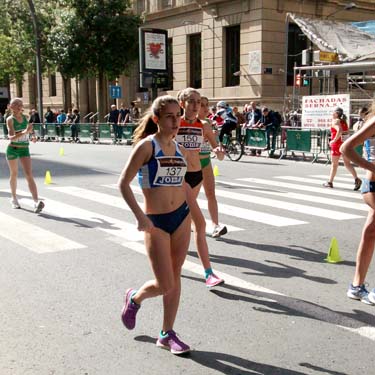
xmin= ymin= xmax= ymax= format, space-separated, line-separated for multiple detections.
xmin=200 ymin=156 xmax=211 ymax=169
xmin=6 ymin=145 xmax=30 ymax=160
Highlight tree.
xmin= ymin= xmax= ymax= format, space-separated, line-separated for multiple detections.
xmin=66 ymin=0 xmax=141 ymax=120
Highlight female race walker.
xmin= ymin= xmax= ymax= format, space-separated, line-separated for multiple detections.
xmin=323 ymin=107 xmax=361 ymax=190
xmin=118 ymin=96 xmax=192 ymax=355
xmin=6 ymin=97 xmax=44 ymax=213
xmin=177 ymin=87 xmax=225 ymax=288
xmin=341 ymin=102 xmax=375 ymax=305
xmin=198 ymin=95 xmax=227 ymax=238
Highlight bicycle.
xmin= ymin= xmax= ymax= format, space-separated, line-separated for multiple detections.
xmin=210 ymin=125 xmax=244 ymax=161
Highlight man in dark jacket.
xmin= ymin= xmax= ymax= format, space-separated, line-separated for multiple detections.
xmin=260 ymin=107 xmax=278 ymax=154
xmin=109 ymin=104 xmax=120 ymax=143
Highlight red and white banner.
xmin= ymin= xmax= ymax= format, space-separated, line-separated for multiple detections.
xmin=302 ymin=94 xmax=350 ymax=128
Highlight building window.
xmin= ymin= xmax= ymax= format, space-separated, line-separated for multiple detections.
xmin=161 ymin=0 xmax=173 ymax=9
xmin=49 ymin=74 xmax=57 ymax=97
xmin=287 ymin=23 xmax=308 ymax=86
xmin=189 ymin=33 xmax=201 ymax=89
xmin=166 ymin=38 xmax=173 ymax=90
xmin=136 ymin=0 xmax=145 ymax=14
xmin=225 ymin=25 xmax=240 ymax=87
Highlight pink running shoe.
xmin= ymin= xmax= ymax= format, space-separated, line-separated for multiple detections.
xmin=205 ymin=273 xmax=225 ymax=288
xmin=121 ymin=288 xmax=140 ymax=330
xmin=156 ymin=330 xmax=190 ymax=355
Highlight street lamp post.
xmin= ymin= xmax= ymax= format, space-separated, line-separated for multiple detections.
xmin=26 ymin=0 xmax=43 ymax=124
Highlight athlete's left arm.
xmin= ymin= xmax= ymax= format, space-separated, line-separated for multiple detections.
xmin=203 ymin=121 xmax=224 ymax=160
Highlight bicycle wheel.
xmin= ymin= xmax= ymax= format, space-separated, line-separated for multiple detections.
xmin=227 ymin=140 xmax=244 ymax=161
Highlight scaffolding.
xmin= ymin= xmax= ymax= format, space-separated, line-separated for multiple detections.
xmin=292 ymin=61 xmax=375 ymax=118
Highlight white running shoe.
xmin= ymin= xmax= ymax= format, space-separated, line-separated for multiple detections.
xmin=10 ymin=199 xmax=21 ymax=209
xmin=212 ymin=224 xmax=228 ymax=238
xmin=34 ymin=200 xmax=45 ymax=214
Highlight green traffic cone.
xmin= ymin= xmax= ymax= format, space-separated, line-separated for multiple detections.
xmin=325 ymin=237 xmax=342 ymax=263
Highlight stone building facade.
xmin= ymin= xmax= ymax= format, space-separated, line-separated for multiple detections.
xmin=10 ymin=0 xmax=375 ymax=117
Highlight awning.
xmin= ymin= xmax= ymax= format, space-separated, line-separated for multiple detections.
xmin=289 ymin=14 xmax=375 ymax=62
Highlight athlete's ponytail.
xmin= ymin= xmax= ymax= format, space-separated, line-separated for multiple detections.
xmin=132 ymin=111 xmax=158 ymax=145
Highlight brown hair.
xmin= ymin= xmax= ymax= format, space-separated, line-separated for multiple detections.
xmin=132 ymin=111 xmax=158 ymax=145
xmin=178 ymin=87 xmax=201 ymax=103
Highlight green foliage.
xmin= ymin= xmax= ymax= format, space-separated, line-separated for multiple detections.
xmin=2 ymin=0 xmax=141 ymax=83
xmin=66 ymin=0 xmax=142 ymax=79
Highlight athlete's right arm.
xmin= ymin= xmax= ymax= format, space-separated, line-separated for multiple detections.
xmin=6 ymin=118 xmax=33 ymax=141
xmin=341 ymin=115 xmax=375 ymax=174
xmin=118 ymin=140 xmax=154 ymax=232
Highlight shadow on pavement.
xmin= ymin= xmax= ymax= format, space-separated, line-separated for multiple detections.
xmin=187 ymin=247 xmax=338 ymax=285
xmin=134 ymin=334 xmax=308 ymax=374
xmin=208 ymin=238 xmax=355 ymax=267
xmin=182 ymin=274 xmax=375 ymax=329
xmin=0 ymin=152 xmax=108 ymax=178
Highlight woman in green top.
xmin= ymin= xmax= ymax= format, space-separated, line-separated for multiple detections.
xmin=6 ymin=97 xmax=44 ymax=213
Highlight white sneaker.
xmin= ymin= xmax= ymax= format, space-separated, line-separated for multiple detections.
xmin=369 ymin=288 xmax=375 ymax=304
xmin=10 ymin=199 xmax=21 ymax=209
xmin=34 ymin=200 xmax=45 ymax=213
xmin=212 ymin=224 xmax=228 ymax=238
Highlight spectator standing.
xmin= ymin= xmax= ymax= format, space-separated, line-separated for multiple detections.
xmin=259 ymin=107 xmax=278 ymax=156
xmin=208 ymin=106 xmax=217 ymax=121
xmin=56 ymin=110 xmax=67 ymax=141
xmin=70 ymin=109 xmax=80 ymax=143
xmin=233 ymin=106 xmax=245 ymax=126
xmin=109 ymin=104 xmax=120 ymax=143
xmin=353 ymin=107 xmax=369 ymax=133
xmin=29 ymin=108 xmax=41 ymax=124
xmin=44 ymin=106 xmax=55 ymax=141
xmin=0 ymin=111 xmax=4 ymax=137
xmin=118 ymin=103 xmax=130 ymax=125
xmin=244 ymin=102 xmax=262 ymax=156
xmin=129 ymin=101 xmax=140 ymax=123
xmin=3 ymin=104 xmax=11 ymax=138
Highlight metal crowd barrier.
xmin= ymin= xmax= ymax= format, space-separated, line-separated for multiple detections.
xmin=0 ymin=123 xmax=138 ymax=144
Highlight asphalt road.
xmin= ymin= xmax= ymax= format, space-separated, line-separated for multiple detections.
xmin=0 ymin=139 xmax=373 ymax=375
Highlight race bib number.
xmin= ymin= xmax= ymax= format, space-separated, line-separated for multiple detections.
xmin=176 ymin=127 xmax=203 ymax=150
xmin=153 ymin=156 xmax=187 ymax=186
xmin=14 ymin=131 xmax=29 ymax=143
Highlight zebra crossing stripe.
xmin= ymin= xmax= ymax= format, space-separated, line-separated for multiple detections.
xmin=13 ymin=191 xmax=145 ymax=243
xmin=196 ymin=198 xmax=307 ymax=226
xmin=204 ymin=187 xmax=363 ymax=220
xmin=102 ymin=184 xmax=306 ymax=227
xmin=99 ymin=185 xmax=244 ymax=232
xmin=215 ymin=180 xmax=368 ymax=212
xmin=0 ymin=211 xmax=85 ymax=253
xmin=275 ymin=176 xmax=359 ymax=190
xmin=239 ymin=178 xmax=362 ymax=200
xmin=310 ymin=175 xmax=366 ymax=182
xmin=114 ymin=239 xmax=283 ymax=297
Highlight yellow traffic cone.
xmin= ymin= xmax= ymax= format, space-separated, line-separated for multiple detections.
xmin=325 ymin=237 xmax=342 ymax=263
xmin=213 ymin=165 xmax=219 ymax=177
xmin=44 ymin=170 xmax=52 ymax=185
xmin=59 ymin=146 xmax=64 ymax=156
